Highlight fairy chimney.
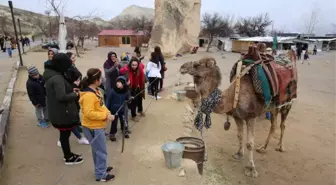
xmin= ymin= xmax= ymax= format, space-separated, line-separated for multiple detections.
xmin=148 ymin=0 xmax=201 ymax=57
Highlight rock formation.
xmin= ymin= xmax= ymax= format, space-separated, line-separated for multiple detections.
xmin=149 ymin=0 xmax=201 ymax=57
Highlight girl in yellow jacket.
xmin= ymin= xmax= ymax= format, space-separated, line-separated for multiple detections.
xmin=79 ymin=68 xmax=115 ymax=182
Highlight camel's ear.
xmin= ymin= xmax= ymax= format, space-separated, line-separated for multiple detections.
xmin=206 ymin=58 xmax=216 ymax=68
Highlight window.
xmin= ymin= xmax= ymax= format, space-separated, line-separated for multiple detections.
xmin=122 ymin=37 xmax=131 ymax=44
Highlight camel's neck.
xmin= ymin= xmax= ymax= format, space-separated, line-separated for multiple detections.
xmin=198 ymin=83 xmax=235 ymax=114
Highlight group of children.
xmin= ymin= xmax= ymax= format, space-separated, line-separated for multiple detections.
xmin=25 ymin=46 xmax=167 ymax=182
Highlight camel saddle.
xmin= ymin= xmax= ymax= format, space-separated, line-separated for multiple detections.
xmin=230 ymin=45 xmax=297 ymax=106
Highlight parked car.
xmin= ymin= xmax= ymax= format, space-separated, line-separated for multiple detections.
xmin=41 ymin=40 xmax=74 ymax=50
xmin=42 ymin=41 xmax=59 ymax=50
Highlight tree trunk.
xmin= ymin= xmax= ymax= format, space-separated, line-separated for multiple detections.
xmin=73 ymin=36 xmax=80 ymax=57
xmin=206 ymin=36 xmax=213 ymax=52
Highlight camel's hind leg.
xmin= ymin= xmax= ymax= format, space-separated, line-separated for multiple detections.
xmin=244 ymin=118 xmax=258 ymax=178
xmin=232 ymin=116 xmax=244 ymax=160
xmin=276 ymin=105 xmax=292 ymax=152
xmin=256 ymin=109 xmax=279 ymax=153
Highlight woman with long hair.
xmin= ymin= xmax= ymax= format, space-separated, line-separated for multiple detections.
xmin=154 ymin=46 xmax=167 ymax=91
xmin=79 ymin=68 xmax=115 ymax=182
xmin=146 ymin=52 xmax=162 ymax=99
xmin=43 ymin=53 xmax=83 ymax=165
xmin=120 ymin=57 xmax=145 ymax=121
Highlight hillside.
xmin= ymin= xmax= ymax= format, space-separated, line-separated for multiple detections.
xmin=0 ymin=4 xmax=154 ymax=36
xmin=110 ymin=5 xmax=154 ymax=22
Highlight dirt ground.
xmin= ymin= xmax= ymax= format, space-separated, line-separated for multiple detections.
xmin=0 ymin=46 xmax=335 ymax=185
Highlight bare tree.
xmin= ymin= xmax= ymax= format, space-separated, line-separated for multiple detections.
xmin=304 ymin=3 xmax=319 ymax=37
xmin=129 ymin=16 xmax=153 ymax=37
xmin=0 ymin=13 xmax=10 ymax=36
xmin=201 ymin=13 xmax=234 ymax=52
xmin=235 ymin=13 xmax=273 ymax=37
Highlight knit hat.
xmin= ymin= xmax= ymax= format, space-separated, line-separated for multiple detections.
xmin=28 ymin=66 xmax=39 ymax=76
xmin=48 ymin=48 xmax=58 ymax=55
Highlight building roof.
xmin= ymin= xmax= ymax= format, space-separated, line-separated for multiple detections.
xmin=307 ymin=38 xmax=336 ymax=42
xmin=98 ymin=30 xmax=144 ymax=36
xmin=237 ymin=36 xmax=297 ymax=43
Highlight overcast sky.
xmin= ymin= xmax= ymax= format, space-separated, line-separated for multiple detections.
xmin=1 ymin=0 xmax=335 ymax=35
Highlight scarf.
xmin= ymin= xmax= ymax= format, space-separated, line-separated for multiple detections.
xmin=194 ymin=88 xmax=222 ymax=131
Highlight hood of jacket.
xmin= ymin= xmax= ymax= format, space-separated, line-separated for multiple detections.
xmin=43 ymin=67 xmax=61 ymax=82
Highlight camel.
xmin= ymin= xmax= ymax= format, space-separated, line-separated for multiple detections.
xmin=179 ymin=46 xmax=296 ymax=177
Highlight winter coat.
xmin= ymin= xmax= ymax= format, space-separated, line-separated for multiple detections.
xmin=79 ymin=87 xmax=110 ymax=129
xmin=65 ymin=64 xmax=82 ymax=111
xmin=156 ymin=53 xmax=167 ymax=79
xmin=26 ymin=75 xmax=46 ymax=107
xmin=43 ymin=54 xmax=79 ymax=128
xmin=106 ymin=76 xmax=130 ymax=115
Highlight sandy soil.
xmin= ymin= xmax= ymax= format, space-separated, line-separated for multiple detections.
xmin=0 ymin=47 xmax=335 ymax=185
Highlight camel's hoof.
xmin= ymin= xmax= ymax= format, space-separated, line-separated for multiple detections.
xmin=256 ymin=146 xmax=267 ymax=153
xmin=232 ymin=152 xmax=243 ymax=161
xmin=275 ymin=146 xmax=285 ymax=152
xmin=244 ymin=166 xmax=258 ymax=178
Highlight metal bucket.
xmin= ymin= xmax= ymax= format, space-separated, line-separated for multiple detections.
xmin=162 ymin=141 xmax=185 ymax=169
xmin=176 ymin=90 xmax=186 ymax=101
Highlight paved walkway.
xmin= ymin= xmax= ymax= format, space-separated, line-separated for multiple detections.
xmin=0 ymin=42 xmax=41 ymax=103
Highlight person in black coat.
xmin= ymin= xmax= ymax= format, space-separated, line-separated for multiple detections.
xmin=43 ymin=53 xmax=84 ymax=165
xmin=26 ymin=66 xmax=49 ymax=128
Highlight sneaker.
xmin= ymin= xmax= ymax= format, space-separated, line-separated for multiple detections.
xmin=139 ymin=112 xmax=146 ymax=117
xmin=125 ymin=134 xmax=130 ymax=139
xmin=57 ymin=140 xmax=61 ymax=147
xmin=38 ymin=121 xmax=49 ymax=128
xmin=109 ymin=134 xmax=117 ymax=142
xmin=131 ymin=117 xmax=140 ymax=122
xmin=152 ymin=95 xmax=161 ymax=100
xmin=106 ymin=166 xmax=113 ymax=173
xmin=78 ymin=137 xmax=90 ymax=145
xmin=65 ymin=154 xmax=83 ymax=165
xmin=96 ymin=174 xmax=115 ymax=182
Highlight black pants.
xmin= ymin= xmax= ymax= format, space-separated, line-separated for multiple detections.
xmin=158 ymin=78 xmax=163 ymax=90
xmin=59 ymin=130 xmax=72 ymax=159
xmin=130 ymin=88 xmax=143 ymax=117
xmin=148 ymin=77 xmax=159 ymax=97
xmin=110 ymin=114 xmax=128 ymax=135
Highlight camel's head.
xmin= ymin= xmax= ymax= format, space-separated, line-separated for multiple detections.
xmin=180 ymin=57 xmax=222 ymax=94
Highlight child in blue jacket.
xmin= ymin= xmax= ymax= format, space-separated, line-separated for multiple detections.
xmin=106 ymin=76 xmax=131 ymax=141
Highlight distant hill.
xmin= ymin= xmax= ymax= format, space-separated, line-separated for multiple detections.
xmin=110 ymin=5 xmax=154 ymax=22
xmin=0 ymin=4 xmax=154 ymax=36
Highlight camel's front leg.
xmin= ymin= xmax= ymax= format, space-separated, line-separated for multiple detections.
xmin=245 ymin=118 xmax=258 ymax=178
xmin=232 ymin=117 xmax=244 ymax=160
xmin=276 ymin=105 xmax=291 ymax=152
xmin=257 ymin=109 xmax=279 ymax=153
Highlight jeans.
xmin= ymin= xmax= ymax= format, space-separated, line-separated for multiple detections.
xmin=72 ymin=126 xmax=82 ymax=139
xmin=82 ymin=127 xmax=108 ymax=180
xmin=7 ymin=48 xmax=12 ymax=57
xmin=59 ymin=130 xmax=72 ymax=159
xmin=35 ymin=106 xmax=48 ymax=123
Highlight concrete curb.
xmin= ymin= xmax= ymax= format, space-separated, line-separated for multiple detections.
xmin=0 ymin=61 xmax=20 ymax=173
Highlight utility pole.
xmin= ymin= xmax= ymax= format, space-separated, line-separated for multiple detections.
xmin=8 ymin=1 xmax=23 ymax=66
xmin=17 ymin=18 xmax=24 ymax=54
